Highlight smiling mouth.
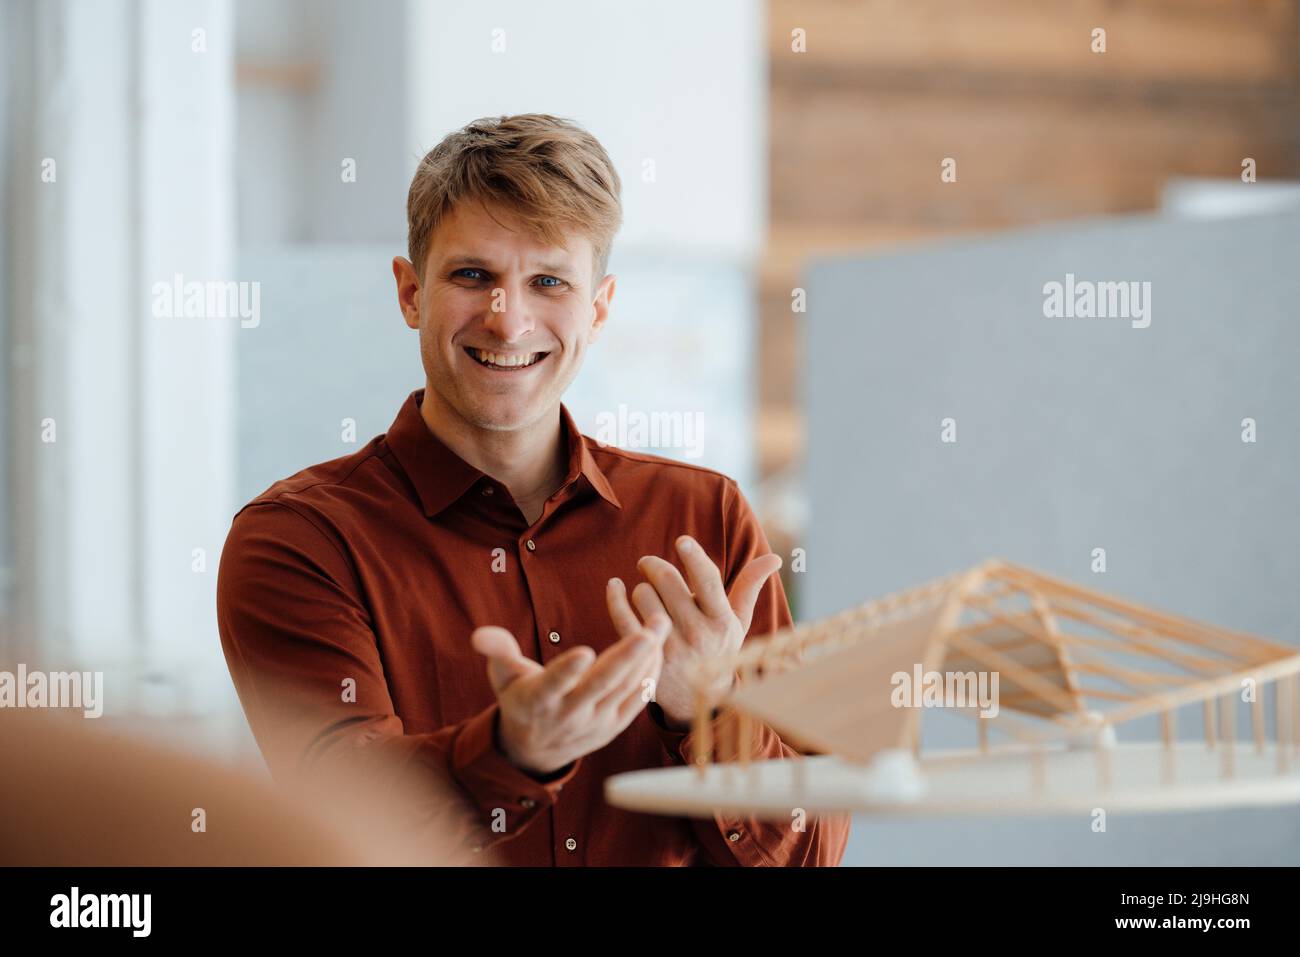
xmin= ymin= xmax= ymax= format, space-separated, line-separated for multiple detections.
xmin=463 ymin=346 xmax=550 ymax=371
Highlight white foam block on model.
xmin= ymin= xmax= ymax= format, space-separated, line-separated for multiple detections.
xmin=1066 ymin=712 xmax=1118 ymax=751
xmin=855 ymin=748 xmax=927 ymax=803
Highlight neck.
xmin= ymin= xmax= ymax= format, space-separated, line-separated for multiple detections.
xmin=418 ymin=387 xmax=569 ymax=523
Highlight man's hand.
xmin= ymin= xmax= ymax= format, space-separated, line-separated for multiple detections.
xmin=607 ymin=535 xmax=782 ymax=731
xmin=470 ymin=610 xmax=670 ymax=777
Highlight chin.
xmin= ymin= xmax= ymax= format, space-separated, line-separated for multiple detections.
xmin=459 ymin=395 xmax=544 ymax=432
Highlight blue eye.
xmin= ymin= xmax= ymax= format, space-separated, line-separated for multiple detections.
xmin=453 ymin=268 xmax=486 ymax=280
xmin=537 ymin=276 xmax=563 ymax=287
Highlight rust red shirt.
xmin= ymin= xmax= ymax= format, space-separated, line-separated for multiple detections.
xmin=216 ymin=388 xmax=851 ymax=866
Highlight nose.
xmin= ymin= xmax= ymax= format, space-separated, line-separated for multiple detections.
xmin=481 ymin=278 xmax=536 ymax=345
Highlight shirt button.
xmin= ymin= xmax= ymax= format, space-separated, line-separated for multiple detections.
xmin=481 ymin=485 xmax=494 ymax=496
xmin=727 ymin=831 xmax=742 ymax=843
xmin=548 ymin=630 xmax=561 ymax=644
xmin=520 ymin=797 xmax=536 ymax=809
xmin=564 ymin=837 xmax=577 ymax=852
xmin=525 ymin=539 xmax=536 ymax=551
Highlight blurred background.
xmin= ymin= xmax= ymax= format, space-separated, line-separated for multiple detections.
xmin=2 ymin=0 xmax=1299 ymax=864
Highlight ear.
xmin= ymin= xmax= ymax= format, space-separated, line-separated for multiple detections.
xmin=393 ymin=256 xmax=422 ymax=330
xmin=587 ymin=273 xmax=616 ymax=344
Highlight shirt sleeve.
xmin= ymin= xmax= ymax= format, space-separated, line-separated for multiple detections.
xmin=216 ymin=500 xmax=580 ymax=860
xmin=646 ymin=479 xmax=852 ymax=866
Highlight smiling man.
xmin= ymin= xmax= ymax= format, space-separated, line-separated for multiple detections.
xmin=216 ymin=113 xmax=851 ymax=866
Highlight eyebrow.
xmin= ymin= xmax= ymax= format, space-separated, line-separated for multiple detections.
xmin=442 ymin=255 xmax=577 ymax=279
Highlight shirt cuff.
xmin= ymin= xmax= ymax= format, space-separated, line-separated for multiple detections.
xmin=451 ymin=703 xmax=580 ymax=846
xmin=648 ymin=701 xmax=720 ymax=765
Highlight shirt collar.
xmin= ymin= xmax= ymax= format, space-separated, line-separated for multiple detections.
xmin=385 ymin=389 xmax=622 ymax=518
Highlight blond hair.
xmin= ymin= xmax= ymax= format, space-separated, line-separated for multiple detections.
xmin=406 ymin=113 xmax=623 ymax=288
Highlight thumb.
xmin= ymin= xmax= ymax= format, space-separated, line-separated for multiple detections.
xmin=727 ymin=553 xmax=783 ymax=635
xmin=471 ymin=626 xmax=540 ymax=693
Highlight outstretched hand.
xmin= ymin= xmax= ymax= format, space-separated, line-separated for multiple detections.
xmin=607 ymin=534 xmax=782 ymax=730
xmin=471 ymin=604 xmax=670 ymax=777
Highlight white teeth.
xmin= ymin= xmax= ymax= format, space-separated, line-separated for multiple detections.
xmin=469 ymin=347 xmax=542 ymax=368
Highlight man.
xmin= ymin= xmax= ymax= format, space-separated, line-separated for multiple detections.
xmin=217 ymin=113 xmax=851 ymax=866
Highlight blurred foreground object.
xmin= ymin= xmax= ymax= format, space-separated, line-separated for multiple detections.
xmin=0 ymin=708 xmax=489 ymax=866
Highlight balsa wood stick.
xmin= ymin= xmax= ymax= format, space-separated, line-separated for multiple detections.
xmin=1161 ymin=709 xmax=1176 ymax=785
xmin=1048 ymin=608 xmax=1233 ymax=675
xmin=1044 ymin=600 xmax=1240 ymax=673
xmin=723 ymin=709 xmax=736 ymax=776
xmin=1029 ymin=590 xmax=1085 ymax=711
xmin=693 ymin=686 xmax=711 ymax=779
xmin=946 ymin=633 xmax=1078 ymax=714
xmin=1221 ymin=691 xmax=1236 ymax=780
xmin=1068 ymin=688 xmax=1137 ymax=702
xmin=1054 ymin=628 xmax=1212 ymax=666
xmin=1068 ymin=656 xmax=1196 ymax=690
xmin=1100 ymin=657 xmax=1300 ymax=729
xmin=1251 ymin=679 xmax=1265 ymax=755
xmin=1277 ymin=677 xmax=1290 ymax=774
xmin=1292 ymin=673 xmax=1300 ymax=757
xmin=903 ymin=569 xmax=983 ymax=761
xmin=995 ymin=562 xmax=1283 ymax=659
xmin=1015 ymin=581 xmax=1268 ymax=664
xmin=948 ymin=701 xmax=1044 ymax=747
xmin=944 ymin=657 xmax=1061 ymax=679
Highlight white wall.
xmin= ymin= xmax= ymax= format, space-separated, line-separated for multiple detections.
xmin=405 ymin=0 xmax=767 ymax=260
xmin=5 ymin=0 xmax=237 ymax=725
xmin=1162 ymin=177 xmax=1300 ymax=219
xmin=235 ymin=0 xmax=409 ymax=243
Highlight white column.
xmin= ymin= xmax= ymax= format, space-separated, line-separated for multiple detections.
xmin=4 ymin=0 xmax=236 ymax=718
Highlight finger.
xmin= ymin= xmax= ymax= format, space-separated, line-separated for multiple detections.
xmin=607 ymin=615 xmax=671 ymax=717
xmin=631 ymin=580 xmax=671 ymax=636
xmin=531 ymin=645 xmax=597 ymax=708
xmin=605 ymin=577 xmax=644 ymax=638
xmin=564 ymin=627 xmax=664 ymax=715
xmin=595 ymin=641 xmax=662 ymax=713
xmin=471 ymin=626 xmax=540 ymax=692
xmin=569 ymin=631 xmax=660 ymax=707
xmin=635 ymin=555 xmax=709 ymax=632
xmin=727 ymin=553 xmax=784 ymax=634
xmin=674 ymin=535 xmax=731 ymax=621
xmin=614 ymin=671 xmax=658 ymax=725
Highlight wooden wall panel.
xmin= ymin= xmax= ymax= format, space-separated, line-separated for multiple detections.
xmin=769 ymin=0 xmax=1299 ymax=86
xmin=771 ymin=87 xmax=1298 ymax=227
xmin=757 ymin=0 xmax=1300 ymax=481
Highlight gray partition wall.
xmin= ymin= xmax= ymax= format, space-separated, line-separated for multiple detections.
xmin=804 ymin=211 xmax=1300 ymax=865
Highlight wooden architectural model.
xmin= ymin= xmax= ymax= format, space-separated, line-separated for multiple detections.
xmin=605 ymin=559 xmax=1300 ymax=818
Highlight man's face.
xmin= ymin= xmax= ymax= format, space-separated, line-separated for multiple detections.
xmin=395 ymin=200 xmax=614 ymax=434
